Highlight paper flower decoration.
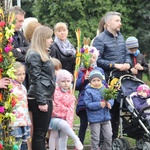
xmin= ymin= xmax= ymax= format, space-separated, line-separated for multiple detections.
xmin=0 ymin=3 xmax=19 ymax=150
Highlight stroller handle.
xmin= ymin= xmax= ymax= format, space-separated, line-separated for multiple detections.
xmin=109 ymin=69 xmax=134 ymax=78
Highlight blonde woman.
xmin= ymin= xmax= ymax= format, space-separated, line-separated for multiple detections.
xmin=25 ymin=26 xmax=56 ymax=150
xmin=49 ymin=22 xmax=76 ymax=74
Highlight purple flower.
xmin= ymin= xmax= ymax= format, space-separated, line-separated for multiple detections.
xmin=80 ymin=48 xmax=85 ymax=53
xmin=89 ymin=48 xmax=94 ymax=53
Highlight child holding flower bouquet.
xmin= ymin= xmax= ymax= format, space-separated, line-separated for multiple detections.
xmin=75 ymin=45 xmax=107 ymax=145
xmin=9 ymin=61 xmax=31 ymax=150
xmin=83 ymin=70 xmax=114 ymax=150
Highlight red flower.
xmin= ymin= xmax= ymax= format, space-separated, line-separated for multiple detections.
xmin=0 ymin=54 xmax=3 ymax=62
xmin=12 ymin=97 xmax=17 ymax=107
xmin=0 ymin=21 xmax=5 ymax=27
xmin=0 ymin=143 xmax=4 ymax=150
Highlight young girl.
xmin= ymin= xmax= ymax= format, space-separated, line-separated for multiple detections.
xmin=132 ymin=84 xmax=150 ymax=112
xmin=51 ymin=57 xmax=62 ymax=76
xmin=45 ymin=58 xmax=62 ymax=148
xmin=9 ymin=61 xmax=31 ymax=150
xmin=83 ymin=70 xmax=114 ymax=150
xmin=75 ymin=46 xmax=106 ymax=145
xmin=49 ymin=69 xmax=83 ymax=150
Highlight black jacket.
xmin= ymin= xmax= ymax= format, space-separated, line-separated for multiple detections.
xmin=12 ymin=31 xmax=30 ymax=62
xmin=25 ymin=50 xmax=56 ymax=105
xmin=129 ymin=52 xmax=148 ymax=80
xmin=49 ymin=42 xmax=75 ymax=74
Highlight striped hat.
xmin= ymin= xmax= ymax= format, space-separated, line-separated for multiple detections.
xmin=125 ymin=36 xmax=139 ymax=49
xmin=89 ymin=70 xmax=103 ymax=82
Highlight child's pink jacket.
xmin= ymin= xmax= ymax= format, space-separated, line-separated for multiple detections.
xmin=52 ymin=86 xmax=76 ymax=128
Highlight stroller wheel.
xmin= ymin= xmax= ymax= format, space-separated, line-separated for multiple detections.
xmin=143 ymin=142 xmax=150 ymax=150
xmin=136 ymin=138 xmax=145 ymax=149
xmin=112 ymin=138 xmax=124 ymax=150
xmin=120 ymin=138 xmax=130 ymax=150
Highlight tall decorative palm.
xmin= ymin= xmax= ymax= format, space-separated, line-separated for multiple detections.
xmin=0 ymin=1 xmax=20 ymax=149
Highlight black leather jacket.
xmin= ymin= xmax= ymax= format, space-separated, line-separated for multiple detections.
xmin=25 ymin=50 xmax=56 ymax=105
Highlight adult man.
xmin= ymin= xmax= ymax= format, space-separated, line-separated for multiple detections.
xmin=93 ymin=11 xmax=131 ymax=140
xmin=9 ymin=6 xmax=30 ymax=89
xmin=9 ymin=6 xmax=30 ymax=62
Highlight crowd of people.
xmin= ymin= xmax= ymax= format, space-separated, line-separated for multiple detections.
xmin=0 ymin=5 xmax=149 ymax=150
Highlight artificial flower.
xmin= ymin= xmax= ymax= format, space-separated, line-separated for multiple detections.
xmin=0 ymin=48 xmax=2 ymax=52
xmin=0 ymin=143 xmax=3 ymax=150
xmin=0 ymin=54 xmax=3 ymax=62
xmin=0 ymin=5 xmax=18 ymax=149
xmin=0 ymin=92 xmax=2 ymax=102
xmin=8 ymin=37 xmax=13 ymax=43
xmin=0 ymin=106 xmax=4 ymax=113
xmin=0 ymin=21 xmax=5 ymax=27
xmin=4 ymin=43 xmax=13 ymax=53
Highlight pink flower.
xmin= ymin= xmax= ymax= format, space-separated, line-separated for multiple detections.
xmin=0 ymin=106 xmax=4 ymax=113
xmin=0 ymin=21 xmax=5 ymax=27
xmin=4 ymin=43 xmax=13 ymax=53
xmin=8 ymin=37 xmax=13 ymax=43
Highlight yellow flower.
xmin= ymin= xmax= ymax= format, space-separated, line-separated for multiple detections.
xmin=0 ymin=48 xmax=2 ymax=53
xmin=76 ymin=52 xmax=81 ymax=57
xmin=8 ymin=51 xmax=13 ymax=57
xmin=5 ymin=26 xmax=14 ymax=39
xmin=0 ymin=8 xmax=4 ymax=19
xmin=0 ymin=114 xmax=4 ymax=123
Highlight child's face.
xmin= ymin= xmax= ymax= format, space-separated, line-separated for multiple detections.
xmin=55 ymin=27 xmax=68 ymax=41
xmin=129 ymin=48 xmax=137 ymax=54
xmin=90 ymin=53 xmax=97 ymax=64
xmin=59 ymin=79 xmax=71 ymax=90
xmin=90 ymin=77 xmax=102 ymax=88
xmin=14 ymin=66 xmax=25 ymax=84
xmin=138 ymin=90 xmax=148 ymax=98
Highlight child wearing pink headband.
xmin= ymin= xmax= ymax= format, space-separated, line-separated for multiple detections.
xmin=132 ymin=84 xmax=150 ymax=125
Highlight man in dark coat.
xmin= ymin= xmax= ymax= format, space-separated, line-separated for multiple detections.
xmin=93 ymin=11 xmax=131 ymax=140
xmin=9 ymin=6 xmax=30 ymax=62
xmin=9 ymin=6 xmax=30 ymax=89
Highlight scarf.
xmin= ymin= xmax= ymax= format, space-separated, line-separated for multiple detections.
xmin=134 ymin=49 xmax=140 ymax=57
xmin=54 ymin=36 xmax=76 ymax=56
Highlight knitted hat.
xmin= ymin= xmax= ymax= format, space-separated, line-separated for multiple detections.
xmin=89 ymin=70 xmax=103 ymax=82
xmin=56 ymin=69 xmax=72 ymax=84
xmin=137 ymin=84 xmax=150 ymax=95
xmin=126 ymin=36 xmax=139 ymax=49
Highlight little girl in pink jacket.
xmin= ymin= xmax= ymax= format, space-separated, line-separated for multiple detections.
xmin=49 ymin=69 xmax=83 ymax=150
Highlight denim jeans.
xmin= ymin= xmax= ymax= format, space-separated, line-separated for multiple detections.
xmin=28 ymin=99 xmax=53 ymax=150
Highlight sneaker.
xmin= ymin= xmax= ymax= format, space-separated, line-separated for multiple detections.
xmin=74 ymin=140 xmax=83 ymax=150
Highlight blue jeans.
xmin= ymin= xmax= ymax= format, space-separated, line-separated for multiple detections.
xmin=28 ymin=99 xmax=53 ymax=150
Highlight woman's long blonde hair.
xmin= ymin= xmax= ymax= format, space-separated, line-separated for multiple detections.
xmin=29 ymin=26 xmax=53 ymax=62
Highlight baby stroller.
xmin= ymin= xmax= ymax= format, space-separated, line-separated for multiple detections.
xmin=108 ymin=69 xmax=150 ymax=150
